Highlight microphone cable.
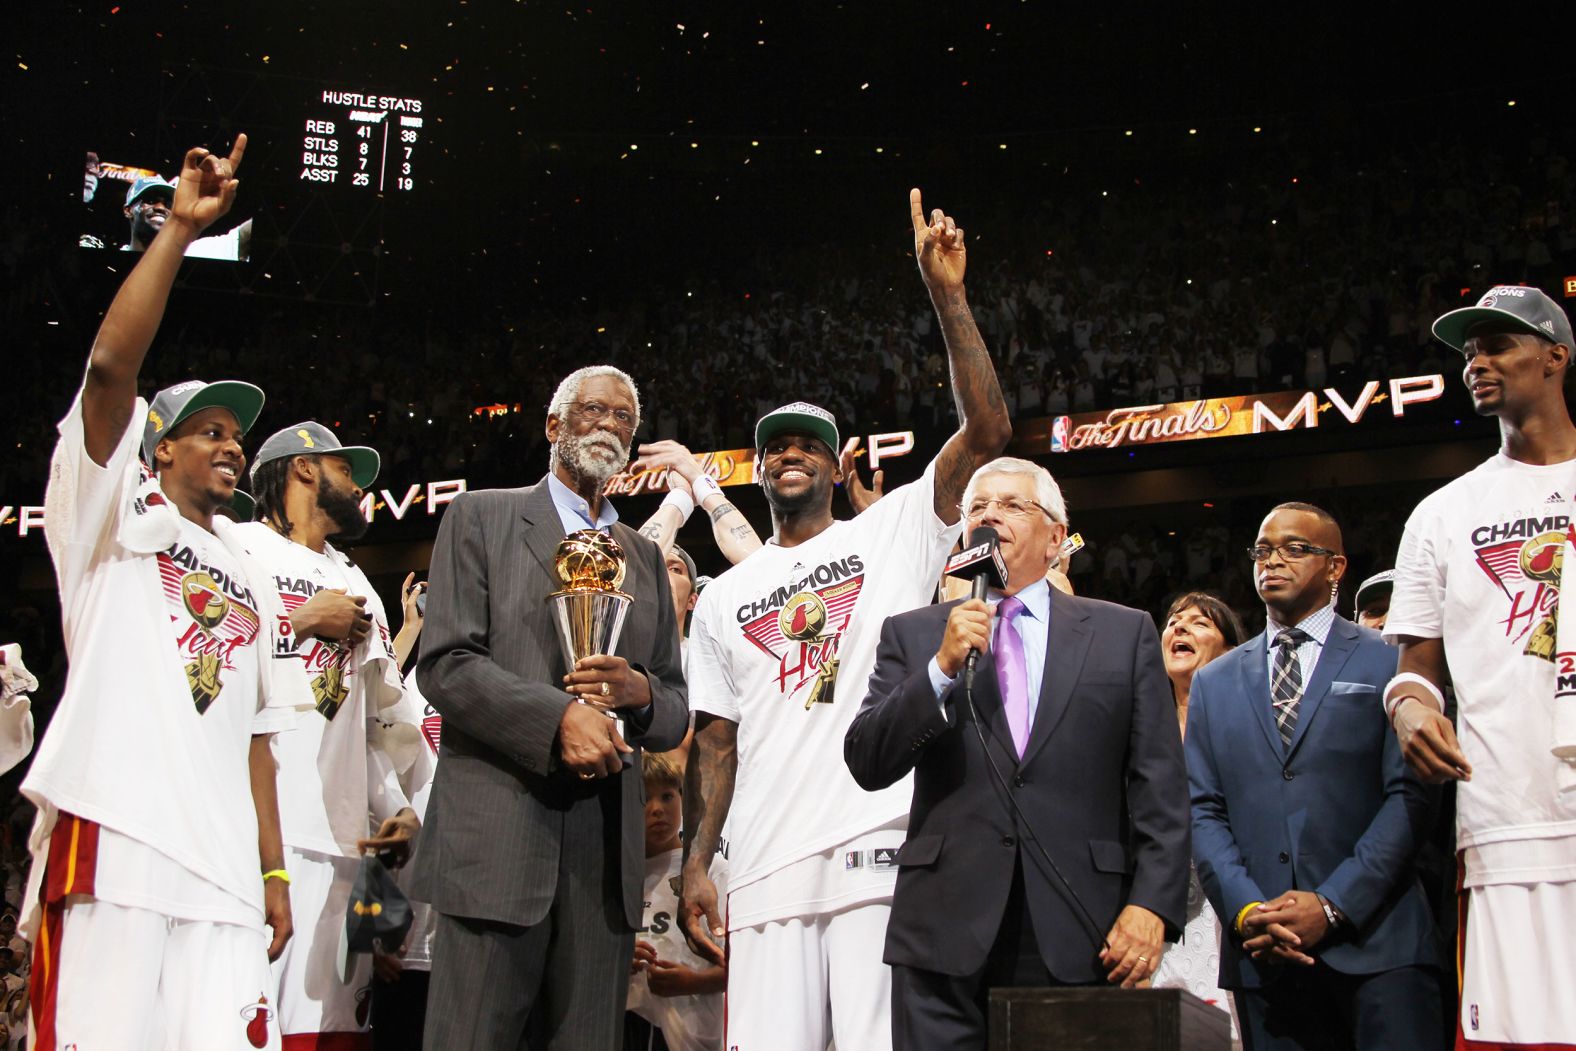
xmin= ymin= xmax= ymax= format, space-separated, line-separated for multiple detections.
xmin=963 ymin=670 xmax=1112 ymax=957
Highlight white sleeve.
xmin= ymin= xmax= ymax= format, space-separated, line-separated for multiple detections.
xmin=367 ymin=744 xmax=414 ymax=823
xmin=1385 ymin=498 xmax=1445 ymax=643
xmin=44 ymin=387 xmax=145 ymax=594
xmin=686 ymin=588 xmax=740 ymax=722
xmin=860 ymin=459 xmax=961 ymax=560
xmin=184 ymin=226 xmax=241 ymax=261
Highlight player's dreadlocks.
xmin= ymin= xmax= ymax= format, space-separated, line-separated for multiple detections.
xmin=252 ymin=454 xmax=320 ymax=538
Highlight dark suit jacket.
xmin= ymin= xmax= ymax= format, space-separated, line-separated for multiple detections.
xmin=410 ymin=477 xmax=688 ymax=929
xmin=1187 ymin=617 xmax=1439 ymax=990
xmin=844 ymin=589 xmax=1190 ymax=983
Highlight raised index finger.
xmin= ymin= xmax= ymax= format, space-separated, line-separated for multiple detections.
xmin=226 ymin=132 xmax=248 ymax=175
xmin=909 ymin=188 xmax=927 ymax=236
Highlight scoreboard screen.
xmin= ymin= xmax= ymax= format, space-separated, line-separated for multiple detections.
xmin=303 ymin=89 xmax=426 ymax=192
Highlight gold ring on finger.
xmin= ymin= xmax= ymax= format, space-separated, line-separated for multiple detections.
xmin=600 ymin=681 xmax=610 ymax=697
xmin=579 ymin=772 xmax=595 ymax=781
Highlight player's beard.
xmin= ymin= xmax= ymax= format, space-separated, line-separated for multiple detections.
xmin=557 ymin=430 xmax=631 ymax=487
xmin=319 ymin=479 xmax=369 ymax=541
xmin=762 ymin=471 xmax=832 ymax=519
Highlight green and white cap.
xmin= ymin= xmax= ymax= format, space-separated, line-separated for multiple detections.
xmin=142 ymin=379 xmax=266 ymax=466
xmin=755 ymin=401 xmax=840 ymax=456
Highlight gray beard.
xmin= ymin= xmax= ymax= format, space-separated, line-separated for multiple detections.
xmin=557 ymin=431 xmax=630 ymax=485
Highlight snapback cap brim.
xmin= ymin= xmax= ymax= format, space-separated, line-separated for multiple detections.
xmin=328 ymin=446 xmax=381 ymax=489
xmin=170 ymin=381 xmax=267 ymax=439
xmin=1432 ymin=306 xmax=1556 ymax=352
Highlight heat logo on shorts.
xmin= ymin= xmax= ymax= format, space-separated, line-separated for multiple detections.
xmin=1471 ymin=514 xmax=1572 ymax=661
xmin=239 ymin=994 xmax=272 ymax=1048
xmin=740 ymin=574 xmax=864 ymax=708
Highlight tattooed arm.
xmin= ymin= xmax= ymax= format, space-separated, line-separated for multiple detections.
xmin=909 ymin=188 xmax=1013 ymax=525
xmin=634 ymin=439 xmax=764 ymax=564
xmin=706 ymin=498 xmax=763 ymax=563
xmin=679 ymin=712 xmax=738 ymax=964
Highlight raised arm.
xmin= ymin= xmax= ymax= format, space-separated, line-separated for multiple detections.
xmin=910 ymin=188 xmax=1012 ymax=524
xmin=83 ymin=136 xmax=246 ymax=465
xmin=634 ymin=439 xmax=763 ymax=564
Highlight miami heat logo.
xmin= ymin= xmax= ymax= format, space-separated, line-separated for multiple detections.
xmin=239 ymin=994 xmax=272 ymax=1048
xmin=780 ymin=591 xmax=829 ymax=642
xmin=182 ymin=571 xmax=230 ymax=630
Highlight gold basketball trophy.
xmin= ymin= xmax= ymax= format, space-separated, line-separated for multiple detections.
xmin=548 ymin=530 xmax=635 ymax=763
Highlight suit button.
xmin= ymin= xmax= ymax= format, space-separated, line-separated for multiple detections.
xmin=1282 ymin=769 xmax=1295 ymax=781
xmin=1002 ymin=836 xmax=1017 ymax=848
xmin=1012 ymin=775 xmax=1025 ymax=788
xmin=1278 ymin=851 xmax=1290 ymax=863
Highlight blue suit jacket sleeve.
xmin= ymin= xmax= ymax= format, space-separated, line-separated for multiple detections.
xmin=1187 ymin=665 xmax=1267 ymax=927
xmin=1313 ymin=650 xmax=1431 ymax=928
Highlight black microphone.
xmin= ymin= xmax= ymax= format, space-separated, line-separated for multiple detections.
xmin=943 ymin=525 xmax=1008 ymax=691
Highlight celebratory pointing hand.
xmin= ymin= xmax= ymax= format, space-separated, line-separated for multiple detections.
xmin=169 ymin=133 xmax=246 ymax=234
xmin=910 ymin=187 xmax=967 ymax=293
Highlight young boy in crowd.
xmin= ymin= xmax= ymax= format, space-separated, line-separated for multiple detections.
xmin=626 ymin=753 xmax=726 ymax=1051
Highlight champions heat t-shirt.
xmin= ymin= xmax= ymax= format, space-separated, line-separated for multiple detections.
xmin=233 ymin=522 xmax=404 ymax=858
xmin=1388 ymin=453 xmax=1576 ymax=886
xmin=24 ymin=393 xmax=291 ymax=926
xmin=687 ymin=461 xmax=960 ymax=922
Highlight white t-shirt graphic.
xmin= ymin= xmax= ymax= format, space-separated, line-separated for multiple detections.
xmin=1388 ymin=453 xmax=1576 ymax=886
xmin=687 ymin=462 xmax=960 ymax=925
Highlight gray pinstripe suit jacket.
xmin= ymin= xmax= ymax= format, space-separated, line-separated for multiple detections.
xmin=409 ymin=477 xmax=689 ymax=929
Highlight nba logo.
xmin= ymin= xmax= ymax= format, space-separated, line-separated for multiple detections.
xmin=1470 ymin=1004 xmax=1479 ymax=1031
xmin=1050 ymin=416 xmax=1070 ymax=454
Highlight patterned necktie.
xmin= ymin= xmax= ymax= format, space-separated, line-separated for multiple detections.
xmin=996 ymin=596 xmax=1030 ymax=757
xmin=1272 ymin=627 xmax=1311 ymax=749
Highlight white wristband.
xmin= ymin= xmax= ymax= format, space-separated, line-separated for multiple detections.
xmin=1383 ymin=672 xmax=1445 ymax=721
xmin=660 ymin=485 xmax=695 ymax=522
xmin=691 ymin=473 xmax=724 ymax=505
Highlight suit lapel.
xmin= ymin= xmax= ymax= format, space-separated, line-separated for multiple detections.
xmin=520 ymin=476 xmax=567 ymax=578
xmin=1237 ymin=633 xmax=1282 ymax=759
xmin=1019 ymin=589 xmax=1092 ymax=767
xmin=1285 ymin=616 xmax=1359 ymax=760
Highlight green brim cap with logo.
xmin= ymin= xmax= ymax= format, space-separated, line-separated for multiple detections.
xmin=142 ymin=379 xmax=267 ymax=466
xmin=1432 ymin=285 xmax=1575 ymax=352
xmin=249 ymin=421 xmax=381 ymax=489
xmin=755 ymin=401 xmax=840 ymax=456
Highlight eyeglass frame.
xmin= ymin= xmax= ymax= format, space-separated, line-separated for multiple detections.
xmin=565 ymin=400 xmax=638 ymax=432
xmin=1246 ymin=541 xmax=1339 ymax=563
xmin=962 ymin=496 xmax=1055 ymax=521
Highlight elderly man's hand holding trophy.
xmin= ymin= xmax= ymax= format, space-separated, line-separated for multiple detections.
xmin=553 ymin=530 xmax=653 ymax=780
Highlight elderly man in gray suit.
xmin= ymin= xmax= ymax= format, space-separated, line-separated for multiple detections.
xmin=412 ymin=365 xmax=689 ymax=1050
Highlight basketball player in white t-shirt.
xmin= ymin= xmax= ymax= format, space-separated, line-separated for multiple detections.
xmin=236 ymin=421 xmax=420 ymax=1048
xmin=1387 ymin=285 xmax=1576 ymax=1047
xmin=23 ymin=136 xmax=303 ymax=1049
xmin=679 ymin=190 xmax=1011 ymax=1051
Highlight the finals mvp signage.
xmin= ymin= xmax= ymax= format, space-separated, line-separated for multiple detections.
xmin=1015 ymin=375 xmax=1448 ymax=455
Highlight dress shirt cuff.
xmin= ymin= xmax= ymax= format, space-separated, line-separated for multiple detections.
xmin=927 ymin=656 xmax=956 ymax=706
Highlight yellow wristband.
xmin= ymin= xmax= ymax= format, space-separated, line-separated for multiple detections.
xmin=262 ymin=869 xmax=291 ymax=885
xmin=1234 ymin=900 xmax=1263 ymax=936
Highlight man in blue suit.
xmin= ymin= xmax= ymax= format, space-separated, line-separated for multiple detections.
xmin=1188 ymin=502 xmax=1442 ymax=1049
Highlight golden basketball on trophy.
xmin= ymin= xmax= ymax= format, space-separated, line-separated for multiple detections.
xmin=547 ymin=529 xmax=634 ymax=671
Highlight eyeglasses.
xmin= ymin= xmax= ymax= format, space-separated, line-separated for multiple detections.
xmin=964 ymin=497 xmax=1051 ymax=520
xmin=1246 ymin=542 xmax=1337 ymax=563
xmin=569 ymin=401 xmax=637 ymax=431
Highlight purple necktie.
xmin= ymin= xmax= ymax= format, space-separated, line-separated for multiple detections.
xmin=995 ymin=596 xmax=1030 ymax=757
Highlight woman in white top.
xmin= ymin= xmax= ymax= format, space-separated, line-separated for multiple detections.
xmin=1151 ymin=590 xmax=1246 ymax=1045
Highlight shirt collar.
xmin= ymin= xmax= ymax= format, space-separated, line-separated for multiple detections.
xmin=1267 ymin=602 xmax=1335 ymax=645
xmin=546 ymin=471 xmax=619 ymax=532
xmin=992 ymin=576 xmax=1052 ymax=621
